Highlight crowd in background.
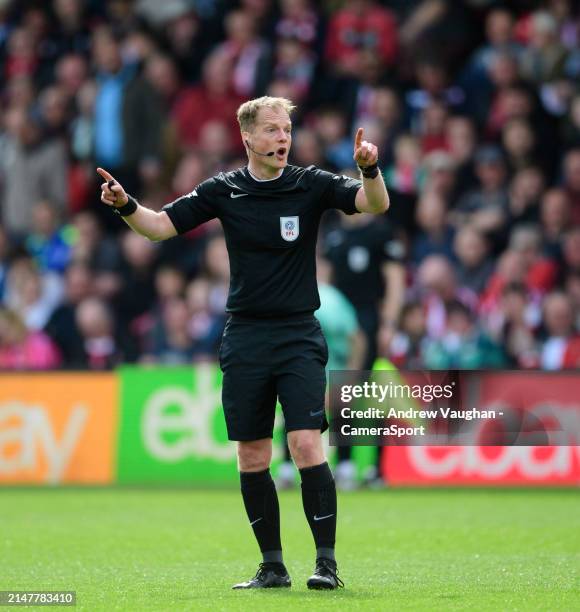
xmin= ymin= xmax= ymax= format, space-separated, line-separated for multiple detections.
xmin=1 ymin=0 xmax=580 ymax=372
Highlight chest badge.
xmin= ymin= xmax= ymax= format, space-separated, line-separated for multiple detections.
xmin=280 ymin=216 xmax=299 ymax=242
xmin=348 ymin=246 xmax=369 ymax=272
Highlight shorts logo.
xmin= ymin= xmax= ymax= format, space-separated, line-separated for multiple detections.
xmin=280 ymin=216 xmax=299 ymax=242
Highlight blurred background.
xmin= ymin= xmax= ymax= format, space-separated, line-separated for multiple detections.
xmin=0 ymin=0 xmax=579 ymax=489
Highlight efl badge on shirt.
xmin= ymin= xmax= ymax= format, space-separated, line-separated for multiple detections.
xmin=280 ymin=216 xmax=299 ymax=242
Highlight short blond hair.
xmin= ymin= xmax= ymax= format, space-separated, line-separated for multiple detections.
xmin=236 ymin=96 xmax=296 ymax=132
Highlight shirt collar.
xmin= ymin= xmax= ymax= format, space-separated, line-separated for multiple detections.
xmin=247 ymin=166 xmax=285 ymax=182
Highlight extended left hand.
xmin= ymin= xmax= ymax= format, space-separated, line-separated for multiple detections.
xmin=353 ymin=127 xmax=378 ymax=167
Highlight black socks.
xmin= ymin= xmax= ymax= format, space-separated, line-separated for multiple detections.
xmin=299 ymin=462 xmax=337 ymax=560
xmin=240 ymin=463 xmax=337 ymax=565
xmin=240 ymin=469 xmax=283 ymax=564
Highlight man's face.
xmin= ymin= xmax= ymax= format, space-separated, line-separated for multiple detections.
xmin=244 ymin=106 xmax=292 ymax=169
xmin=544 ymin=297 xmax=574 ymax=337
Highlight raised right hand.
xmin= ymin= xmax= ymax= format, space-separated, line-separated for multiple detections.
xmin=97 ymin=167 xmax=129 ymax=207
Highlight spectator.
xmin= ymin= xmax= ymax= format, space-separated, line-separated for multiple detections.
xmin=114 ymin=231 xmax=158 ymax=338
xmin=417 ymin=100 xmax=448 ymax=153
xmin=508 ymin=225 xmax=558 ymax=294
xmin=539 ymin=188 xmax=570 ymax=260
xmin=415 ymin=255 xmax=478 ymax=339
xmin=485 ymin=60 xmax=528 ymax=137
xmin=55 ymin=53 xmax=89 ymax=100
xmin=275 ymin=0 xmax=319 ymax=50
xmin=0 ymin=107 xmax=67 ymax=238
xmin=239 ymin=0 xmax=275 ymax=37
xmin=519 ymin=11 xmax=569 ymax=84
xmin=453 ymin=145 xmax=509 ymax=235
xmin=0 ymin=307 xmax=61 ymax=370
xmin=144 ymin=53 xmax=181 ymax=109
xmin=37 ymin=85 xmax=70 ymax=139
xmin=185 ymin=278 xmax=226 ymax=360
xmin=158 ymin=152 xmax=219 ymax=272
xmin=92 ymin=26 xmax=163 ymax=197
xmin=3 ymin=75 xmax=36 ymax=111
xmin=156 ymin=7 xmax=209 ymax=82
xmin=423 ymin=300 xmax=506 ymax=369
xmin=25 ymin=201 xmax=73 ymax=274
xmin=445 ymin=115 xmax=478 ymax=199
xmin=291 ymin=128 xmax=326 ymax=169
xmin=489 ymin=282 xmax=540 ymax=368
xmin=44 ymin=261 xmax=93 ymax=367
xmin=202 ymin=233 xmax=230 ymax=318
xmin=138 ymin=263 xmax=188 ymax=351
xmin=324 ymin=0 xmax=398 ymax=76
xmin=540 ymin=291 xmax=580 ymax=369
xmin=142 ymin=53 xmax=183 ymax=180
xmin=49 ymin=0 xmax=92 ymax=57
xmin=507 ymin=166 xmax=545 ymax=228
xmin=501 ymin=118 xmax=541 ymax=176
xmin=171 ymin=49 xmax=245 ymax=155
xmin=418 ymin=150 xmax=457 ymax=201
xmin=70 ymin=79 xmax=97 ymax=164
xmin=412 ymin=190 xmax=455 ymax=265
xmin=406 ymin=57 xmax=465 ymax=124
xmin=464 ymin=8 xmax=523 ymax=86
xmin=67 ymin=211 xmax=123 ymax=308
xmin=314 ymin=107 xmax=356 ymax=171
xmin=153 ymin=264 xmax=186 ymax=305
xmin=3 ymin=27 xmax=38 ymax=80
xmin=481 ymin=249 xmax=530 ymax=317
xmin=271 ymin=37 xmax=316 ymax=103
xmin=323 ymin=48 xmax=388 ymax=128
xmin=453 ymin=225 xmax=495 ymax=295
xmin=383 ymin=301 xmax=428 ymax=369
xmin=144 ymin=296 xmax=197 ymax=365
xmin=214 ymin=9 xmax=271 ymax=98
xmin=383 ymin=134 xmax=421 ymax=195
xmin=198 ymin=120 xmax=236 ymax=176
xmin=370 ymin=87 xmax=404 ymax=162
xmin=4 ymin=255 xmax=63 ymax=331
xmin=75 ymin=297 xmax=124 ymax=370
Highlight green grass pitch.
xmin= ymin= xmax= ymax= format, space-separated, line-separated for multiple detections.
xmin=1 ymin=488 xmax=578 ymax=611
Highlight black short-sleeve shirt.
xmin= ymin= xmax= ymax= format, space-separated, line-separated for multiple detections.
xmin=324 ymin=218 xmax=405 ymax=308
xmin=163 ymin=165 xmax=361 ymax=317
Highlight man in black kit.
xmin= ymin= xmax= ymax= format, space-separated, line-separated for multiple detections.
xmin=98 ymin=96 xmax=389 ymax=591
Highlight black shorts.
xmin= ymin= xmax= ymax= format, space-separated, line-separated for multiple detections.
xmin=218 ymin=314 xmax=329 ymax=441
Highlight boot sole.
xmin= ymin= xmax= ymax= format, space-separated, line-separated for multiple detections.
xmin=307 ymin=581 xmax=336 ymax=590
xmin=233 ymin=581 xmax=291 ymax=589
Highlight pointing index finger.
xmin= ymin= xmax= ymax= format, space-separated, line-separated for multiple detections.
xmin=354 ymin=128 xmax=363 ymax=150
xmin=96 ymin=167 xmax=114 ymax=182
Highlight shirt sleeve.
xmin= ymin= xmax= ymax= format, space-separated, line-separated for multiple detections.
xmin=315 ymin=168 xmax=362 ymax=214
xmin=162 ymin=178 xmax=217 ymax=234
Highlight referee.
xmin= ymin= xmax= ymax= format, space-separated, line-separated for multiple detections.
xmin=98 ymin=96 xmax=389 ymax=590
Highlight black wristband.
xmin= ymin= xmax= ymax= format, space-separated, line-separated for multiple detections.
xmin=112 ymin=195 xmax=138 ymax=217
xmin=358 ymin=163 xmax=379 ymax=179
